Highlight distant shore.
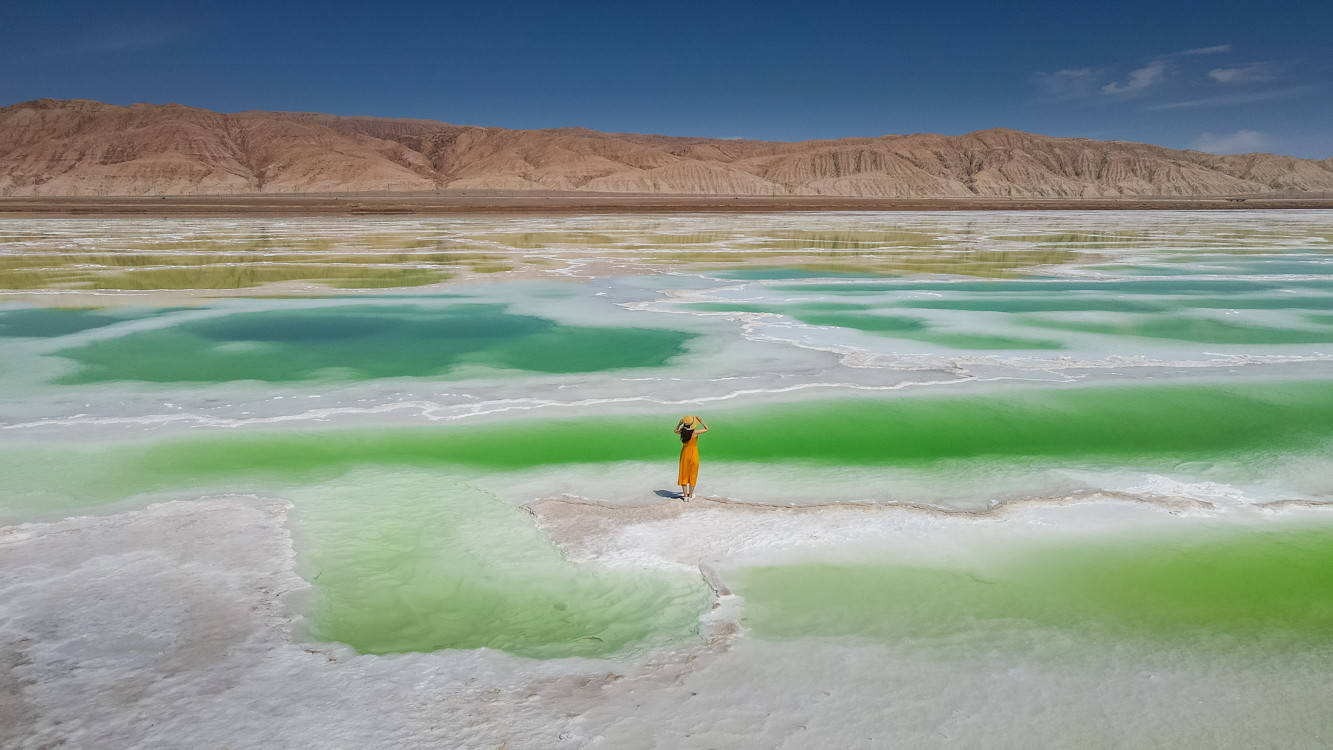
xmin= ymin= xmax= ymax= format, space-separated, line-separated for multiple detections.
xmin=3 ymin=192 xmax=1333 ymax=217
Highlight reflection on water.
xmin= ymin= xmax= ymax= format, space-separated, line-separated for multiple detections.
xmin=2 ymin=210 xmax=1327 ymax=293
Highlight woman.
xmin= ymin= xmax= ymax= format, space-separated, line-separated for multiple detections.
xmin=674 ymin=414 xmax=709 ymax=501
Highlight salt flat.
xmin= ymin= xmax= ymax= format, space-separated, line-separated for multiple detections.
xmin=2 ymin=211 xmax=1332 ymax=748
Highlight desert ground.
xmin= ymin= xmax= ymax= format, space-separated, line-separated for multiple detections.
xmin=3 ymin=192 xmax=1332 ymax=217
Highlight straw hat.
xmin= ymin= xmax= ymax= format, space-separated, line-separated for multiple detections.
xmin=678 ymin=415 xmax=700 ymax=429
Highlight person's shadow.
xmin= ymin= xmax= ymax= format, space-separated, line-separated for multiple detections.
xmin=654 ymin=489 xmax=682 ymax=499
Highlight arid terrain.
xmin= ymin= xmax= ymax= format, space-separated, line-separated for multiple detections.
xmin=3 ymin=98 xmax=1332 ymax=201
xmin=3 ymin=193 xmax=1332 ymax=217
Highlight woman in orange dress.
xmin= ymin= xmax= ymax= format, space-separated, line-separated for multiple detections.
xmin=675 ymin=415 xmax=709 ymax=501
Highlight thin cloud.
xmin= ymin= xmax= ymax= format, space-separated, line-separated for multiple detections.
xmin=1148 ymin=85 xmax=1318 ymax=110
xmin=57 ymin=23 xmax=190 ymax=56
xmin=1170 ymin=44 xmax=1232 ymax=57
xmin=1208 ymin=62 xmax=1280 ymax=84
xmin=1192 ymin=129 xmax=1269 ymax=154
xmin=1035 ymin=68 xmax=1101 ymax=99
xmin=1035 ymin=43 xmax=1230 ymax=102
xmin=1101 ymin=60 xmax=1168 ymax=95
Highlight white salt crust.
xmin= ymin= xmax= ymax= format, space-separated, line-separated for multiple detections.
xmin=5 ymin=494 xmax=1333 ymax=749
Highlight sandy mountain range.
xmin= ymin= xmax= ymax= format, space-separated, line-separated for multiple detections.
xmin=3 ymin=98 xmax=1332 ymax=198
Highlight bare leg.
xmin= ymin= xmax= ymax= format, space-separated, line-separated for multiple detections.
xmin=685 ymin=484 xmax=694 ymax=501
xmin=680 ymin=484 xmax=688 ymax=500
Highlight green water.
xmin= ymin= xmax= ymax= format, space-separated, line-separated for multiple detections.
xmin=792 ymin=311 xmax=1067 ymax=348
xmin=1099 ymin=256 xmax=1333 ymax=276
xmin=681 ymin=302 xmax=781 ymax=314
xmin=710 ymin=269 xmax=880 ymax=281
xmin=295 ymin=471 xmax=710 ymax=657
xmin=0 ymin=307 xmax=184 ymax=337
xmin=914 ymin=332 xmax=1065 ymax=349
xmin=1026 ymin=315 xmax=1333 ymax=345
xmin=54 ymin=304 xmax=695 ymax=383
xmin=141 ymin=380 xmax=1333 ymax=475
xmin=774 ymin=279 xmax=1333 ymax=295
xmin=790 ymin=311 xmax=1066 ymax=349
xmin=682 ymin=301 xmax=875 ymax=314
xmin=735 ymin=525 xmax=1333 ymax=646
xmin=6 ymin=381 xmax=1331 ymax=519
xmin=797 ymin=312 xmax=926 ymax=333
xmin=1165 ymin=296 xmax=1333 ymax=311
xmin=686 ymin=294 xmax=1331 ymax=317
xmin=678 ymin=289 xmax=1332 ymax=347
xmin=900 ymin=297 xmax=1168 ymax=314
xmin=678 ymin=302 xmax=1067 ymax=348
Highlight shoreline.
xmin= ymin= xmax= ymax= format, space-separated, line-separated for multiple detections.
xmin=3 ymin=192 xmax=1333 ymax=217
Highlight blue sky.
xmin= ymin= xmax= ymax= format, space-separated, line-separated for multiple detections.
xmin=3 ymin=0 xmax=1330 ymax=157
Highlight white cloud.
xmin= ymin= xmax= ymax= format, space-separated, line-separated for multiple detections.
xmin=1148 ymin=85 xmax=1317 ymax=110
xmin=1036 ymin=68 xmax=1100 ymax=98
xmin=1171 ymin=44 xmax=1232 ymax=57
xmin=1192 ymin=129 xmax=1270 ymax=154
xmin=1037 ymin=43 xmax=1233 ymax=102
xmin=59 ymin=23 xmax=190 ymax=56
xmin=1101 ymin=60 xmax=1168 ymax=95
xmin=1208 ymin=62 xmax=1279 ymax=84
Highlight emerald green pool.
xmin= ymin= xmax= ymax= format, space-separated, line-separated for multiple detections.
xmin=52 ymin=304 xmax=695 ymax=382
xmin=294 ymin=472 xmax=710 ymax=658
xmin=5 ymin=380 xmax=1331 ymax=519
xmin=736 ymin=525 xmax=1333 ymax=646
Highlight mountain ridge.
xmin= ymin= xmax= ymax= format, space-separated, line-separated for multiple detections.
xmin=3 ymin=98 xmax=1332 ymax=197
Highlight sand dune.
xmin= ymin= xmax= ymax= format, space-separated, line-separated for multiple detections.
xmin=3 ymin=98 xmax=1332 ymax=197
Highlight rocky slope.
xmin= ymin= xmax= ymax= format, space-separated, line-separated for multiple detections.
xmin=3 ymin=99 xmax=1331 ymax=197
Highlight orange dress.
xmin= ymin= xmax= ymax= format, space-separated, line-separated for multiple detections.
xmin=678 ymin=432 xmax=700 ymax=485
